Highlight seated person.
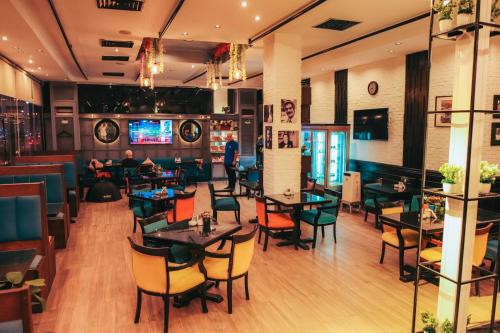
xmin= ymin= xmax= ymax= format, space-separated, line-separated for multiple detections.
xmin=122 ymin=150 xmax=139 ymax=168
xmin=142 ymin=157 xmax=155 ymax=165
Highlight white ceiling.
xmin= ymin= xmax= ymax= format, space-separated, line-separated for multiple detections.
xmin=0 ymin=0 xmax=432 ymax=87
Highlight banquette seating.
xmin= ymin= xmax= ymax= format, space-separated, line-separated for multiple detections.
xmin=0 ymin=165 xmax=70 ymax=249
xmin=0 ymin=285 xmax=33 ymax=333
xmin=14 ymin=155 xmax=80 ymax=220
xmin=0 ymin=183 xmax=56 ymax=299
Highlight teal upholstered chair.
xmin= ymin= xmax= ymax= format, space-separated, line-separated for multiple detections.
xmin=130 ymin=184 xmax=156 ymax=233
xmin=300 ymin=193 xmax=340 ymax=248
xmin=363 ymin=188 xmax=390 ymax=224
xmin=404 ymin=195 xmax=422 ymax=213
xmin=138 ymin=213 xmax=192 ymax=264
xmin=486 ymin=238 xmax=498 ymax=271
xmin=169 ymin=169 xmax=187 ymax=192
xmin=208 ymin=183 xmax=240 ymax=223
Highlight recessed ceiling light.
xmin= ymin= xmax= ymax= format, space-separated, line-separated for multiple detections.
xmin=395 ymin=41 xmax=402 ymax=46
xmin=254 ymin=15 xmax=261 ymax=21
xmin=114 ymin=48 xmax=119 ymax=52
xmin=388 ymin=49 xmax=394 ymax=53
xmin=28 ymin=59 xmax=33 ymax=64
xmin=182 ymin=32 xmax=189 ymax=36
xmin=37 ymin=66 xmax=42 ymax=70
xmin=191 ymin=64 xmax=195 ymax=68
xmin=241 ymin=1 xmax=248 ymax=7
xmin=45 ymin=73 xmax=49 ymax=77
xmin=1 ymin=36 xmax=7 ymax=41
xmin=215 ymin=24 xmax=221 ymax=29
xmin=37 ymin=48 xmax=44 ymax=53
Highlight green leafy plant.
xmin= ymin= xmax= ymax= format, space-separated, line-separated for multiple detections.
xmin=434 ymin=0 xmax=455 ymax=20
xmin=492 ymin=0 xmax=500 ymax=21
xmin=438 ymin=163 xmax=463 ymax=184
xmin=441 ymin=319 xmax=453 ymax=333
xmin=457 ymin=0 xmax=474 ymax=14
xmin=0 ymin=271 xmax=46 ymax=310
xmin=479 ymin=161 xmax=499 ymax=184
xmin=421 ymin=311 xmax=439 ymax=333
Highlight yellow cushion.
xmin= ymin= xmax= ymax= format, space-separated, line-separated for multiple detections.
xmin=204 ymin=256 xmax=230 ymax=280
xmin=203 ymin=238 xmax=255 ymax=280
xmin=420 ymin=247 xmax=442 ymax=263
xmin=382 ymin=229 xmax=419 ymax=248
xmin=131 ymin=251 xmax=205 ymax=295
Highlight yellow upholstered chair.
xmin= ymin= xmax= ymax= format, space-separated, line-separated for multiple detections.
xmin=379 ymin=205 xmax=421 ymax=277
xmin=202 ymin=226 xmax=258 ymax=314
xmin=421 ymin=223 xmax=492 ymax=295
xmin=127 ymin=236 xmax=207 ymax=333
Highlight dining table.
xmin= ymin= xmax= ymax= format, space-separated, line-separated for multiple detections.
xmin=379 ymin=209 xmax=500 ymax=282
xmin=142 ymin=221 xmax=242 ymax=307
xmin=364 ymin=182 xmax=419 ymax=201
xmin=0 ymin=248 xmax=37 ymax=283
xmin=265 ymin=191 xmax=331 ymax=250
xmin=128 ymin=188 xmax=177 ymax=212
xmin=140 ymin=170 xmax=177 ymax=189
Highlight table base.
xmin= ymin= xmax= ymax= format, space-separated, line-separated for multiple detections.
xmin=173 ymin=281 xmax=223 ymax=308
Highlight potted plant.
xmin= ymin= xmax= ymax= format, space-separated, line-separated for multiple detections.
xmin=479 ymin=161 xmax=498 ymax=194
xmin=438 ymin=163 xmax=463 ymax=194
xmin=492 ymin=0 xmax=500 ymax=25
xmin=421 ymin=311 xmax=439 ymax=333
xmin=434 ymin=0 xmax=455 ymax=32
xmin=457 ymin=0 xmax=474 ymax=26
xmin=0 ymin=271 xmax=46 ymax=313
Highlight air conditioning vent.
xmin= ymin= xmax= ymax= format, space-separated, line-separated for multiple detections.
xmin=101 ymin=40 xmax=134 ymax=48
xmin=103 ymin=72 xmax=125 ymax=77
xmin=314 ymin=18 xmax=360 ymax=31
xmin=96 ymin=0 xmax=144 ymax=11
xmin=102 ymin=55 xmax=130 ymax=61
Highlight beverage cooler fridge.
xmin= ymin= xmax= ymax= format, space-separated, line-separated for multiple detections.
xmin=301 ymin=125 xmax=350 ymax=189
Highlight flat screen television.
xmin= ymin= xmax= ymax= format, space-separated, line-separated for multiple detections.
xmin=353 ymin=108 xmax=389 ymax=141
xmin=128 ymin=119 xmax=173 ymax=145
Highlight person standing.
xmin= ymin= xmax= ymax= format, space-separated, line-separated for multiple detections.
xmin=224 ymin=133 xmax=239 ymax=190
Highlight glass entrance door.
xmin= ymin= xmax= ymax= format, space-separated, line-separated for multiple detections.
xmin=311 ymin=130 xmax=327 ymax=186
xmin=328 ymin=131 xmax=346 ymax=187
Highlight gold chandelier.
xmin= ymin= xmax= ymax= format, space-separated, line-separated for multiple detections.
xmin=229 ymin=43 xmax=248 ymax=81
xmin=206 ymin=60 xmax=222 ymax=90
xmin=140 ymin=38 xmax=164 ymax=89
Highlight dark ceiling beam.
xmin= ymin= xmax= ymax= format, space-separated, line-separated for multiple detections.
xmin=183 ymin=71 xmax=207 ymax=85
xmin=0 ymin=52 xmax=42 ymax=85
xmin=248 ymin=0 xmax=327 ymax=45
xmin=48 ymin=0 xmax=88 ymax=80
xmin=228 ymin=72 xmax=263 ymax=86
xmin=302 ymin=12 xmax=430 ymax=61
xmin=158 ymin=0 xmax=185 ymax=38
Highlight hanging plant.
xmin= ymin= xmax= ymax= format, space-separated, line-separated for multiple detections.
xmin=229 ymin=43 xmax=248 ymax=81
xmin=206 ymin=60 xmax=222 ymax=90
xmin=457 ymin=0 xmax=474 ymax=14
xmin=433 ymin=0 xmax=455 ymax=21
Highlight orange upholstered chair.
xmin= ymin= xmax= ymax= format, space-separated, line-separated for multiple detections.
xmin=166 ymin=190 xmax=196 ymax=224
xmin=255 ymin=196 xmax=295 ymax=251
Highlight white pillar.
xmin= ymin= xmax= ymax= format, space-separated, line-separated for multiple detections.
xmin=436 ymin=1 xmax=491 ymax=330
xmin=262 ymin=33 xmax=302 ymax=195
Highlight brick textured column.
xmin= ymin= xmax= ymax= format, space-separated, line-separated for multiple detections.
xmin=262 ymin=33 xmax=302 ymax=195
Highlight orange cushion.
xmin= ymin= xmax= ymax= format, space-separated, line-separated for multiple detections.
xmin=259 ymin=212 xmax=295 ymax=229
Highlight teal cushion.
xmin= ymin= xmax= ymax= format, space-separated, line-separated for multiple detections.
xmin=143 ymin=219 xmax=168 ymax=233
xmin=214 ymin=197 xmax=239 ymax=210
xmin=0 ymin=197 xmax=17 ymax=242
xmin=301 ymin=209 xmax=337 ymax=225
xmin=364 ymin=197 xmax=389 ymax=208
xmin=0 ymin=173 xmax=64 ymax=204
xmin=0 ymin=196 xmax=42 ymax=242
xmin=132 ymin=203 xmax=155 ymax=218
xmin=170 ymin=245 xmax=192 ymax=264
xmin=486 ymin=239 xmax=498 ymax=260
xmin=47 ymin=202 xmax=64 ymax=216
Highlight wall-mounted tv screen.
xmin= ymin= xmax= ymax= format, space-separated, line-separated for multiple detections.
xmin=128 ymin=119 xmax=173 ymax=145
xmin=353 ymin=108 xmax=389 ymax=141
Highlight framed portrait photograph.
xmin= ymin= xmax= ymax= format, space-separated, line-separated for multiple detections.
xmin=264 ymin=105 xmax=273 ymax=123
xmin=278 ymin=131 xmax=299 ymax=149
xmin=492 ymin=123 xmax=500 ymax=146
xmin=281 ymin=99 xmax=297 ymax=123
xmin=94 ymin=119 xmax=120 ymax=144
xmin=434 ymin=96 xmax=453 ymax=127
xmin=265 ymin=126 xmax=272 ymax=149
xmin=493 ymin=95 xmax=500 ymax=119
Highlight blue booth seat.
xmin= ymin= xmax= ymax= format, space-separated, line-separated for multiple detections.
xmin=0 ymin=196 xmax=43 ymax=242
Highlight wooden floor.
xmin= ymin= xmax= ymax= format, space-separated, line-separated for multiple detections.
xmin=33 ymin=182 xmax=498 ymax=333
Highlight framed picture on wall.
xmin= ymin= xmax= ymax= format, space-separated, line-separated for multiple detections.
xmin=434 ymin=96 xmax=453 ymax=127
xmin=264 ymin=105 xmax=273 ymax=123
xmin=265 ymin=126 xmax=272 ymax=149
xmin=278 ymin=131 xmax=299 ymax=149
xmin=493 ymin=95 xmax=500 ymax=119
xmin=94 ymin=119 xmax=120 ymax=144
xmin=281 ymin=99 xmax=297 ymax=123
xmin=492 ymin=123 xmax=500 ymax=146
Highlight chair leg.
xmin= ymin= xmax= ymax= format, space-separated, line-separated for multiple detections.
xmin=244 ymin=273 xmax=250 ymax=300
xmin=379 ymin=242 xmax=386 ymax=264
xmin=163 ymin=295 xmax=170 ymax=333
xmin=333 ymin=223 xmax=337 ymax=243
xmin=398 ymin=247 xmax=405 ymax=278
xmin=364 ymin=208 xmax=368 ymax=221
xmin=227 ymin=279 xmax=233 ymax=314
xmin=213 ymin=210 xmax=217 ymax=222
xmin=134 ymin=288 xmax=142 ymax=323
xmin=312 ymin=225 xmax=318 ymax=249
xmin=215 ymin=281 xmax=220 ymax=288
xmin=375 ymin=212 xmax=380 ymax=228
xmin=200 ymin=283 xmax=208 ymax=313
xmin=133 ymin=216 xmax=137 ymax=233
xmin=234 ymin=210 xmax=240 ymax=224
xmin=321 ymin=226 xmax=325 ymax=238
xmin=258 ymin=225 xmax=262 ymax=244
xmin=263 ymin=230 xmax=269 ymax=252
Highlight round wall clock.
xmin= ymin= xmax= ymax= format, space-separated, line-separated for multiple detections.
xmin=368 ymin=81 xmax=379 ymax=95
xmin=94 ymin=119 xmax=119 ymax=144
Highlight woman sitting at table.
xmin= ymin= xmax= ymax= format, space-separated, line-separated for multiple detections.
xmin=89 ymin=158 xmax=111 ymax=179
